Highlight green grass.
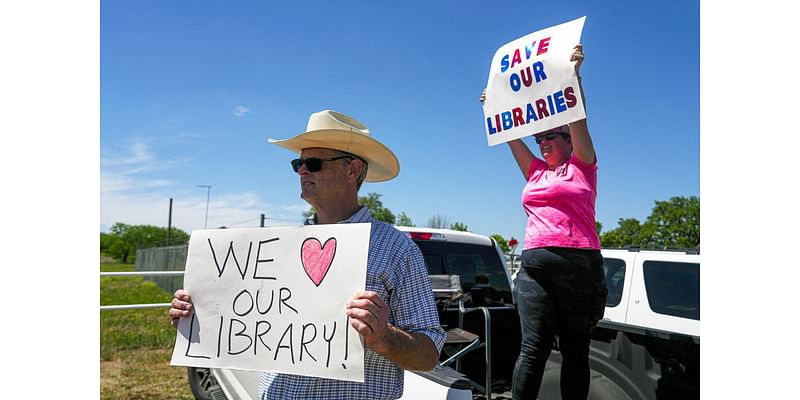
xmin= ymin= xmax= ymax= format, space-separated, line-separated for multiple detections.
xmin=100 ymin=261 xmax=194 ymax=400
xmin=100 ymin=262 xmax=175 ymax=358
xmin=101 ymin=263 xmax=173 ymax=305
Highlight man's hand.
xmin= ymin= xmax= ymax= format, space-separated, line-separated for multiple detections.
xmin=169 ymin=289 xmax=193 ymax=328
xmin=346 ymin=290 xmax=440 ymax=370
xmin=346 ymin=291 xmax=391 ymax=352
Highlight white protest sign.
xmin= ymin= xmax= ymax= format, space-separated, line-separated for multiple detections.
xmin=483 ymin=16 xmax=587 ymax=146
xmin=170 ymin=223 xmax=370 ymax=383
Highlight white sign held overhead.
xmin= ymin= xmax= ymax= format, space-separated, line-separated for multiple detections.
xmin=483 ymin=16 xmax=587 ymax=146
xmin=170 ymin=224 xmax=370 ymax=383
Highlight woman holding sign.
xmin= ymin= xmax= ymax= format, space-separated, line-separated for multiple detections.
xmin=482 ymin=44 xmax=607 ymax=400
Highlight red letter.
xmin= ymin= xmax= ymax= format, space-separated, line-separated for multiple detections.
xmin=564 ymin=86 xmax=577 ymax=108
xmin=494 ymin=114 xmax=503 ymax=133
xmin=510 ymin=49 xmax=522 ymax=68
xmin=537 ymin=37 xmax=551 ymax=55
xmin=520 ymin=66 xmax=533 ymax=87
xmin=536 ymin=99 xmax=550 ymax=119
xmin=512 ymin=107 xmax=525 ymax=127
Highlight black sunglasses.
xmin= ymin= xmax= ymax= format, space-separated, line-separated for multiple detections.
xmin=291 ymin=155 xmax=352 ymax=173
xmin=534 ymin=132 xmax=565 ymax=144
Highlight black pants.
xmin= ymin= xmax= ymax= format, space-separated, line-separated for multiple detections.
xmin=512 ymin=247 xmax=607 ymax=400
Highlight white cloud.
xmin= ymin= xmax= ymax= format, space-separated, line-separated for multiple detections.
xmin=101 ymin=139 xmax=188 ymax=176
xmin=101 ymin=140 xmax=153 ymax=167
xmin=101 ymin=140 xmax=172 ymax=194
xmin=100 ymin=137 xmax=306 ymax=233
xmin=143 ymin=179 xmax=174 ymax=188
xmin=233 ymin=105 xmax=250 ymax=117
xmin=100 ymin=189 xmax=306 ymax=233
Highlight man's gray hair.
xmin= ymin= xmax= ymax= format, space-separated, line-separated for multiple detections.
xmin=333 ymin=150 xmax=368 ymax=190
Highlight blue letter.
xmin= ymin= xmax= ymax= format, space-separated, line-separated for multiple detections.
xmin=500 ymin=55 xmax=509 ymax=73
xmin=553 ymin=91 xmax=567 ymax=113
xmin=509 ymin=73 xmax=521 ymax=92
xmin=532 ymin=61 xmax=547 ymax=82
xmin=486 ymin=117 xmax=498 ymax=134
xmin=525 ymin=40 xmax=537 ymax=59
xmin=526 ymin=103 xmax=538 ymax=122
xmin=501 ymin=112 xmax=513 ymax=130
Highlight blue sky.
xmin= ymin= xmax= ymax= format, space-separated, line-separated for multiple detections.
xmin=8 ymin=2 xmax=800 ymax=397
xmin=100 ymin=0 xmax=699 ymax=242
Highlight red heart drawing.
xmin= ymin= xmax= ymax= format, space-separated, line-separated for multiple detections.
xmin=301 ymin=237 xmax=337 ymax=286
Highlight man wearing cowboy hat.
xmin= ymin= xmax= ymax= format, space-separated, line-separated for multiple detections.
xmin=170 ymin=110 xmax=445 ymax=399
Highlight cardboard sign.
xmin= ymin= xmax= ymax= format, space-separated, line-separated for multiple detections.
xmin=483 ymin=16 xmax=587 ymax=146
xmin=170 ymin=224 xmax=371 ymax=383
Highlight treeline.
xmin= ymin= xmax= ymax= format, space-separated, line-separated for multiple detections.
xmin=355 ymin=192 xmax=700 ymax=252
xmin=305 ymin=192 xmax=471 ymax=231
xmin=100 ymin=195 xmax=699 ymax=263
xmin=100 ymin=223 xmax=189 ymax=263
xmin=599 ymin=196 xmax=699 ymax=250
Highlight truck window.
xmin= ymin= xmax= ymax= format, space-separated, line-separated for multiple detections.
xmin=414 ymin=241 xmax=512 ymax=306
xmin=603 ymin=258 xmax=626 ymax=307
xmin=423 ymin=254 xmax=445 ymax=274
xmin=643 ymin=260 xmax=700 ymax=320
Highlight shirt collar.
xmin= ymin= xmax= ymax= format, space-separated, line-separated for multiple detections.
xmin=304 ymin=205 xmax=372 ymax=225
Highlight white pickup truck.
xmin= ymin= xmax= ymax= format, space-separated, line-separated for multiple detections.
xmin=186 ymin=240 xmax=699 ymax=400
xmin=536 ymin=248 xmax=700 ymax=400
xmin=406 ymin=247 xmax=700 ymax=400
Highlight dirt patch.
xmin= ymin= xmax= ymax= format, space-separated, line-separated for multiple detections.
xmin=100 ymin=348 xmax=193 ymax=400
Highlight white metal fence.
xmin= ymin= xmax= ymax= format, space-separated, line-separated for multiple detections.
xmin=101 ymin=247 xmax=521 ymax=311
xmin=99 ymin=270 xmax=184 ymax=311
xmin=135 ymin=245 xmax=188 ymax=295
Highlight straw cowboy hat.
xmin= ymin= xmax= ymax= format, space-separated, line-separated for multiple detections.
xmin=268 ymin=110 xmax=400 ymax=182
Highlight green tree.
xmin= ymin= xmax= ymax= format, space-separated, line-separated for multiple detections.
xmin=490 ymin=234 xmax=510 ymax=253
xmin=303 ymin=192 xmax=397 ymax=224
xmin=600 ymin=196 xmax=699 ymax=249
xmin=104 ymin=223 xmax=190 ymax=263
xmin=107 ymin=223 xmax=134 ymax=263
xmin=643 ymin=196 xmax=700 ymax=249
xmin=600 ymin=218 xmax=645 ymax=248
xmin=450 ymin=222 xmax=469 ymax=232
xmin=359 ymin=192 xmax=395 ymax=224
xmin=426 ymin=214 xmax=450 ymax=229
xmin=396 ymin=212 xmax=415 ymax=227
xmin=100 ymin=232 xmax=116 ymax=254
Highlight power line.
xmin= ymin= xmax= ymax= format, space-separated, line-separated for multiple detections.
xmin=266 ymin=217 xmax=303 ymax=222
xmin=225 ymin=217 xmax=260 ymax=227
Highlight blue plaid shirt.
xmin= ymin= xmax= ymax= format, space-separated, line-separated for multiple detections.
xmin=258 ymin=206 xmax=445 ymax=399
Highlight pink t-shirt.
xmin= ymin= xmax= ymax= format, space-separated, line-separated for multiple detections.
xmin=522 ymin=153 xmax=600 ymax=250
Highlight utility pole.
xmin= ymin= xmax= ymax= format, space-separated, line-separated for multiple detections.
xmin=197 ymin=185 xmax=212 ymax=229
xmin=167 ymin=198 xmax=173 ymax=245
xmin=261 ymin=213 xmax=266 ymax=227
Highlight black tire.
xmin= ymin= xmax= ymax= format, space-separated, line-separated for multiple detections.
xmin=537 ymin=358 xmax=634 ymax=400
xmin=187 ymin=367 xmax=217 ymax=400
xmin=587 ymin=372 xmax=634 ymax=400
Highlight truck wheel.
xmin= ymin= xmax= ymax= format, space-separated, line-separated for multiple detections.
xmin=537 ymin=357 xmax=635 ymax=400
xmin=587 ymin=372 xmax=633 ymax=400
xmin=187 ymin=367 xmax=217 ymax=400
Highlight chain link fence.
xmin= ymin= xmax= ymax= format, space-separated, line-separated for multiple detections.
xmin=135 ymin=245 xmax=188 ymax=295
xmin=136 ymin=244 xmax=523 ymax=293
